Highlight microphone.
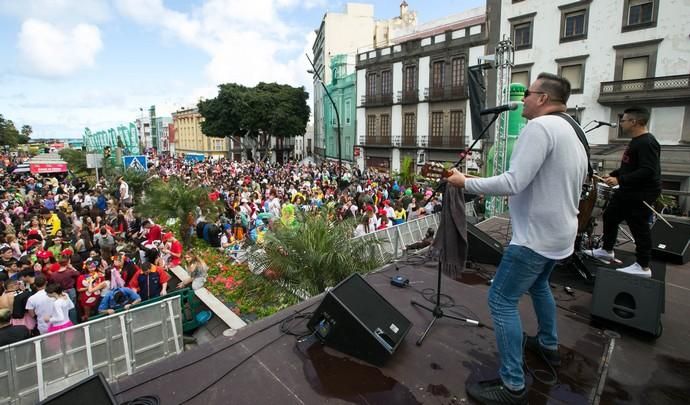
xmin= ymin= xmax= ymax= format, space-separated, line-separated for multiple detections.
xmin=480 ymin=102 xmax=519 ymax=115
xmin=594 ymin=120 xmax=617 ymax=128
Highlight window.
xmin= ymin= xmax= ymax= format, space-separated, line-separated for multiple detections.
xmin=556 ymin=55 xmax=587 ymax=94
xmin=628 ymin=0 xmax=653 ymax=25
xmin=404 ymin=65 xmax=417 ymax=91
xmin=623 ymin=0 xmax=657 ymax=31
xmin=381 ymin=70 xmax=392 ymax=95
xmin=513 ymin=22 xmax=532 ymax=49
xmin=431 ymin=112 xmax=444 ymax=137
xmin=622 ymin=56 xmax=649 ymax=79
xmin=331 ymin=105 xmax=338 ymax=127
xmin=366 ymin=115 xmax=376 ymax=137
xmin=451 ymin=57 xmax=465 ymax=87
xmin=214 ymin=139 xmax=224 ymax=150
xmin=432 ymin=61 xmax=444 ymax=89
xmin=380 ymin=114 xmax=390 ymax=138
xmin=344 ymin=99 xmax=352 ymax=125
xmin=564 ymin=10 xmax=585 ymax=37
xmin=449 ymin=110 xmax=463 ymax=138
xmin=403 ymin=113 xmax=416 ymax=137
xmin=511 ymin=71 xmax=529 ymax=86
xmin=561 ymin=65 xmax=583 ymax=91
xmin=367 ymin=73 xmax=377 ymax=95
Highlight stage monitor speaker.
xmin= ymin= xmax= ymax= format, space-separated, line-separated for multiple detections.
xmin=307 ymin=273 xmax=412 ymax=366
xmin=591 ymin=268 xmax=664 ymax=336
xmin=39 ymin=373 xmax=117 ymax=405
xmin=651 ymin=220 xmax=690 ymax=264
xmin=467 ymin=222 xmax=504 ymax=266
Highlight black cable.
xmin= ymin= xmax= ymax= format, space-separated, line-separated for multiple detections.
xmin=120 ymin=395 xmax=160 ymax=405
xmin=521 ymin=334 xmax=559 ymax=386
xmin=115 ymin=302 xmax=319 ymax=395
xmin=279 ymin=312 xmax=314 ymax=337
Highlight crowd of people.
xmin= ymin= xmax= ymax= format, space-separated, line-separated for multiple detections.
xmin=0 ymin=154 xmax=443 ymax=347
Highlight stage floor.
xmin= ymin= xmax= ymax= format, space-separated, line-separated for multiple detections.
xmin=111 ymin=216 xmax=690 ymax=404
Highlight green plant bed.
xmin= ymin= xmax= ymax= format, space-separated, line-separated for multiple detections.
xmin=193 ymin=243 xmax=299 ymax=320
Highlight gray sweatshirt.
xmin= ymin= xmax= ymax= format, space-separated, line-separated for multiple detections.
xmin=465 ymin=115 xmax=588 ymax=260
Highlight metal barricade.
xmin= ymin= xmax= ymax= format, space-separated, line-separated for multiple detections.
xmin=354 ymin=213 xmax=441 ymax=262
xmin=0 ymin=295 xmax=183 ymax=404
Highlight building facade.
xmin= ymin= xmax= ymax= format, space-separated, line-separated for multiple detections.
xmin=154 ymin=116 xmax=172 ymax=154
xmin=312 ymin=2 xmax=417 ymax=159
xmin=355 ymin=8 xmax=487 ymax=174
xmin=324 ymin=55 xmax=357 ymax=162
xmin=172 ymin=107 xmax=230 ymax=159
xmin=487 ymin=0 xmax=690 ymax=213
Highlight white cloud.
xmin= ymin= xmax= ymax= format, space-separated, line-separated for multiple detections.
xmin=17 ymin=19 xmax=103 ymax=77
xmin=0 ymin=0 xmax=111 ymax=24
xmin=115 ymin=0 xmax=316 ymax=93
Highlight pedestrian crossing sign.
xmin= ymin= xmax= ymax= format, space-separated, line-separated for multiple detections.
xmin=123 ymin=155 xmax=147 ymax=171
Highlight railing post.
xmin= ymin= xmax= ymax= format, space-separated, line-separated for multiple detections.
xmin=34 ymin=341 xmax=45 ymax=401
xmin=119 ymin=315 xmax=132 ymax=375
xmin=84 ymin=326 xmax=94 ymax=376
xmin=167 ymin=300 xmax=182 ymax=355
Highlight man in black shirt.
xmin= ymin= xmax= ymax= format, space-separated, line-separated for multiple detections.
xmin=585 ymin=107 xmax=661 ymax=277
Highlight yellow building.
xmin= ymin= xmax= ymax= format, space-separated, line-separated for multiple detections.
xmin=172 ymin=107 xmax=229 ymax=159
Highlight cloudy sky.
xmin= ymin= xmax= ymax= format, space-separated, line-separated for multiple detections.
xmin=0 ymin=0 xmax=483 ymax=139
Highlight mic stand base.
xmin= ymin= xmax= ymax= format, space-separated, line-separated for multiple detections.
xmin=411 ymin=262 xmax=481 ymax=347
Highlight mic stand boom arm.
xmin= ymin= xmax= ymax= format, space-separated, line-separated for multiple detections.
xmin=422 ymin=111 xmax=502 ymax=208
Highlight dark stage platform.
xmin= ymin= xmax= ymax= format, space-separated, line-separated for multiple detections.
xmin=110 ymin=214 xmax=690 ymax=404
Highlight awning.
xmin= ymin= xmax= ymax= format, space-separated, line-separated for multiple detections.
xmin=30 ymin=162 xmax=68 ymax=174
xmin=12 ymin=164 xmax=30 ymax=174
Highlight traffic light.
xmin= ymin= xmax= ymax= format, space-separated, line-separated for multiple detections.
xmin=104 ymin=146 xmax=111 ymax=159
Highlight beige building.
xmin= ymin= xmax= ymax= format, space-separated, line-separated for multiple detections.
xmin=172 ymin=107 xmax=230 ymax=159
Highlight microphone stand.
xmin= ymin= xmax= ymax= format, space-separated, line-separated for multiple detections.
xmin=411 ymin=111 xmax=501 ymax=346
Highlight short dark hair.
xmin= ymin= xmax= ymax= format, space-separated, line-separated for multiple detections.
xmin=113 ymin=290 xmax=128 ymax=305
xmin=623 ymin=107 xmax=650 ymax=126
xmin=536 ymin=72 xmax=571 ymax=104
xmin=34 ymin=273 xmax=47 ymax=288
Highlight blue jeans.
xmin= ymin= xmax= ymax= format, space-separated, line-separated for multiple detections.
xmin=488 ymin=244 xmax=558 ymax=391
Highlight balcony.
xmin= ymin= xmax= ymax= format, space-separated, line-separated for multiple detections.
xmin=397 ymin=89 xmax=419 ymax=104
xmin=598 ymin=74 xmax=690 ymax=105
xmin=424 ymin=85 xmax=468 ymax=102
xmin=361 ymin=93 xmax=394 ymax=107
xmin=401 ymin=136 xmax=417 ymax=147
xmin=365 ymin=136 xmax=392 ymax=146
xmin=427 ymin=135 xmax=464 ymax=149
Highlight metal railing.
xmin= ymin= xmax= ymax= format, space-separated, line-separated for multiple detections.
xmin=397 ymin=89 xmax=419 ymax=104
xmin=354 ymin=214 xmax=441 ymax=263
xmin=424 ymin=85 xmax=467 ymax=101
xmin=428 ymin=135 xmax=464 ymax=148
xmin=360 ymin=93 xmax=394 ymax=106
xmin=600 ymin=74 xmax=690 ymax=93
xmin=365 ymin=136 xmax=392 ymax=146
xmin=0 ymin=295 xmax=183 ymax=404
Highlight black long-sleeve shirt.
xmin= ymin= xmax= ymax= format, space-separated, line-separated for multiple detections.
xmin=610 ymin=133 xmax=661 ymax=197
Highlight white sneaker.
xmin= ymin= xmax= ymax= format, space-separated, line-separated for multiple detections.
xmin=617 ymin=262 xmax=652 ymax=278
xmin=583 ymin=248 xmax=615 ymax=262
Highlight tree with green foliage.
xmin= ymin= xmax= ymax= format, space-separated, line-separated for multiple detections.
xmin=248 ymin=208 xmax=384 ymax=297
xmin=0 ymin=114 xmax=30 ymax=146
xmin=59 ymin=149 xmax=91 ymax=177
xmin=394 ymin=156 xmax=417 ymax=186
xmin=135 ymin=177 xmax=223 ymax=246
xmin=198 ymin=82 xmax=310 ymax=159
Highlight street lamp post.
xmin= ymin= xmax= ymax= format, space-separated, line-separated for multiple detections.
xmin=306 ymin=54 xmax=341 ymax=182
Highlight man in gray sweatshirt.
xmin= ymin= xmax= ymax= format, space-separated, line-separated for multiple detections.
xmin=448 ymin=73 xmax=588 ymax=404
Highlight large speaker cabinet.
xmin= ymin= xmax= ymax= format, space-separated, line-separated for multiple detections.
xmin=307 ymin=273 xmax=412 ymax=366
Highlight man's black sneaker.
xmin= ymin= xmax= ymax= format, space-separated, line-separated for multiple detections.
xmin=466 ymin=378 xmax=528 ymax=404
xmin=524 ymin=335 xmax=561 ymax=367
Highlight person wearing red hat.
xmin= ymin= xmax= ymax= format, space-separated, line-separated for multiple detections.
xmin=161 ymin=232 xmax=183 ymax=267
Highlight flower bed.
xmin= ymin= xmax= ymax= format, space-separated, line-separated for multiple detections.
xmin=190 ymin=240 xmax=299 ymax=320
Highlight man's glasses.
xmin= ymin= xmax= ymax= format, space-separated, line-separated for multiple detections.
xmin=524 ymin=89 xmax=563 ymax=102
xmin=524 ymin=89 xmax=546 ymax=98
